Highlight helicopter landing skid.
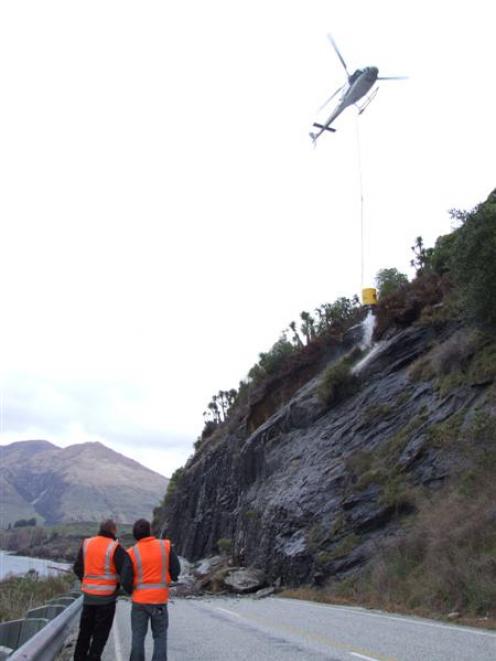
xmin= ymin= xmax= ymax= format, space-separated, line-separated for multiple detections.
xmin=356 ymin=87 xmax=379 ymax=115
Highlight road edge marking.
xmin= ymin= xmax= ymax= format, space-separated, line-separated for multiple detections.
xmin=112 ymin=602 xmax=125 ymax=661
xmin=215 ymin=606 xmax=242 ymax=618
xmin=278 ymin=598 xmax=496 ymax=638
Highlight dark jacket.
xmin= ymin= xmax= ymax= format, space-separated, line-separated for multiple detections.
xmin=73 ymin=530 xmax=132 ymax=605
xmin=120 ymin=537 xmax=180 ymax=598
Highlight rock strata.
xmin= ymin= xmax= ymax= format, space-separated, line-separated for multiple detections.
xmin=163 ymin=321 xmax=494 ymax=586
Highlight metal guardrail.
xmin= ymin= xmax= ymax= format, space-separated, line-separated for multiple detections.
xmin=8 ymin=596 xmax=83 ymax=661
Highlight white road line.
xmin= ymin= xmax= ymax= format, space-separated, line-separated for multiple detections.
xmin=112 ymin=610 xmax=124 ymax=661
xmin=215 ymin=607 xmax=242 ymax=618
xmin=204 ymin=602 xmax=395 ymax=661
xmin=280 ymin=599 xmax=496 ymax=638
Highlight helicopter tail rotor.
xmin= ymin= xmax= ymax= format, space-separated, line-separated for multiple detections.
xmin=377 ymin=76 xmax=408 ymax=80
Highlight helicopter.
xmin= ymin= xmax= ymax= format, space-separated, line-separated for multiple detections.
xmin=310 ymin=35 xmax=407 ymax=143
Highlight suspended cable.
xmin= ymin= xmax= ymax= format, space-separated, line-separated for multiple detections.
xmin=355 ymin=115 xmax=365 ymax=292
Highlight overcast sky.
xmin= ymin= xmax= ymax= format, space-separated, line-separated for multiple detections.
xmin=0 ymin=1 xmax=494 ymax=478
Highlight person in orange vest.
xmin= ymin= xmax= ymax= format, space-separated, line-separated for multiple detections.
xmin=123 ymin=518 xmax=180 ymax=661
xmin=73 ymin=519 xmax=131 ymax=660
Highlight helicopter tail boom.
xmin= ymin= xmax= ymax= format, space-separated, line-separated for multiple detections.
xmin=309 ymin=123 xmax=337 ymax=144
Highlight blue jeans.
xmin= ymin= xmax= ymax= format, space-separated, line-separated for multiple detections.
xmin=130 ymin=602 xmax=168 ymax=661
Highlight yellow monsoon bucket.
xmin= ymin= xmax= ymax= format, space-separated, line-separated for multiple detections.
xmin=362 ymin=288 xmax=378 ymax=306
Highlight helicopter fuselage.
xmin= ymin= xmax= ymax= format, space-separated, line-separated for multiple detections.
xmin=328 ymin=67 xmax=379 ymax=125
xmin=310 ymin=66 xmax=379 ymax=142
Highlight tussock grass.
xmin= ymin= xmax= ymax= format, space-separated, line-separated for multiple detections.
xmin=318 ymin=349 xmax=362 ymax=407
xmin=409 ymin=329 xmax=496 ymax=395
xmin=357 ymin=485 xmax=496 ymax=616
xmin=284 ymin=476 xmax=496 ymax=625
xmin=285 ymin=411 xmax=496 ymax=624
xmin=0 ymin=573 xmax=74 ymax=622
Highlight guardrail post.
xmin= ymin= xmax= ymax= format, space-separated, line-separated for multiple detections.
xmin=25 ymin=606 xmax=65 ymax=621
xmin=17 ymin=620 xmax=49 ymax=647
xmin=0 ymin=620 xmax=22 ymax=651
xmin=9 ymin=596 xmax=83 ymax=661
xmin=0 ymin=645 xmax=14 ymax=660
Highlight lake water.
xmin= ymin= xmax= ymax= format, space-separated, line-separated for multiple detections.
xmin=0 ymin=550 xmax=71 ymax=580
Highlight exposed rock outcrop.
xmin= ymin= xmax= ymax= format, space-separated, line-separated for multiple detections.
xmin=162 ymin=319 xmax=495 ymax=586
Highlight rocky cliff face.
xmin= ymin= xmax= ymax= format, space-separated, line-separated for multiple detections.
xmin=162 ymin=318 xmax=495 ymax=586
xmin=0 ymin=440 xmax=169 ymax=527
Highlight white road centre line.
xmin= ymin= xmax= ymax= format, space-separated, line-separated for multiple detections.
xmin=216 ymin=607 xmax=242 ymax=618
xmin=282 ymin=600 xmax=496 ymax=638
xmin=112 ymin=609 xmax=124 ymax=661
xmin=350 ymin=653 xmax=381 ymax=661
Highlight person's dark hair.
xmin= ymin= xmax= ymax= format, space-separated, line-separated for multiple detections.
xmin=99 ymin=519 xmax=117 ymax=536
xmin=133 ymin=518 xmax=151 ymax=541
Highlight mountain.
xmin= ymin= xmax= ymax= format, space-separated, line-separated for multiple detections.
xmin=0 ymin=440 xmax=169 ymax=527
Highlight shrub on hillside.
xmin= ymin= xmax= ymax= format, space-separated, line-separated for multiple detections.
xmin=430 ymin=232 xmax=458 ymax=276
xmin=13 ymin=518 xmax=37 ymax=528
xmin=374 ymin=272 xmax=445 ymax=339
xmin=166 ymin=468 xmax=184 ymax=500
xmin=429 ymin=329 xmax=480 ymax=376
xmin=251 ymin=336 xmax=297 ymax=381
xmin=352 ymin=483 xmax=496 ymax=616
xmin=217 ymin=538 xmax=233 ymax=556
xmin=324 ymin=410 xmax=496 ymax=618
xmin=318 ymin=351 xmax=361 ymax=406
xmin=375 ymin=268 xmax=409 ymax=299
xmin=446 ymin=190 xmax=496 ymax=326
xmin=426 ymin=190 xmax=496 ymax=326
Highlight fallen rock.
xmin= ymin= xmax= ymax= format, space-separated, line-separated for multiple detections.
xmin=224 ymin=568 xmax=266 ymax=594
xmin=253 ymin=587 xmax=276 ymax=599
xmin=447 ymin=611 xmax=461 ymax=620
xmin=193 ymin=555 xmax=224 ymax=578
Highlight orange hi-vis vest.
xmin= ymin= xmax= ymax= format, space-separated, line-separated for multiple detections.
xmin=128 ymin=537 xmax=171 ymax=604
xmin=81 ymin=536 xmax=119 ymax=597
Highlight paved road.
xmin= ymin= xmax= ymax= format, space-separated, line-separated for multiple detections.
xmin=103 ymin=596 xmax=496 ymax=661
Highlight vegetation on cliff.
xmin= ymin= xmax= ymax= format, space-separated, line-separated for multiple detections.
xmin=375 ymin=188 xmax=496 ymax=337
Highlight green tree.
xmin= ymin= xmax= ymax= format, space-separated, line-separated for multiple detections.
xmin=430 ymin=232 xmax=458 ymax=275
xmin=203 ymin=388 xmax=239 ymax=424
xmin=257 ymin=335 xmax=295 ymax=375
xmin=288 ymin=320 xmax=303 ymax=348
xmin=410 ymin=236 xmax=433 ymax=274
xmin=300 ymin=311 xmax=316 ymax=345
xmin=375 ymin=268 xmax=408 ymax=299
xmin=448 ymin=190 xmax=496 ymax=325
xmin=314 ymin=296 xmax=361 ymax=334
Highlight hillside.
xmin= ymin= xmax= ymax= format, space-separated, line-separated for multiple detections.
xmin=156 ymin=189 xmax=496 ymax=619
xmin=0 ymin=440 xmax=169 ymax=527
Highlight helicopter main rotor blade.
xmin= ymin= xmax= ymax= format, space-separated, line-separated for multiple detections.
xmin=318 ymin=85 xmax=344 ymax=111
xmin=377 ymin=76 xmax=408 ymax=80
xmin=327 ymin=34 xmax=349 ymax=76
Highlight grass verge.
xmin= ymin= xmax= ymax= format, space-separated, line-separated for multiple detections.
xmin=0 ymin=573 xmax=75 ymax=622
